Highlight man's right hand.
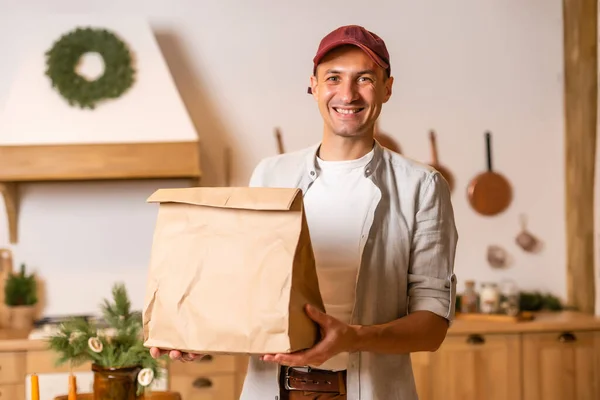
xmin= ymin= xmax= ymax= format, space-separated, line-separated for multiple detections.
xmin=149 ymin=347 xmax=205 ymax=362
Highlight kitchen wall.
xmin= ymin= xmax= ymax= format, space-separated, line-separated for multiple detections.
xmin=0 ymin=0 xmax=580 ymax=316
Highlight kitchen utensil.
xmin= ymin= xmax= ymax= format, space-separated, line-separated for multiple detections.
xmin=224 ymin=147 xmax=231 ymax=187
xmin=275 ymin=127 xmax=285 ymax=154
xmin=428 ymin=130 xmax=454 ymax=191
xmin=515 ymin=214 xmax=540 ymax=252
xmin=467 ymin=131 xmax=512 ymax=216
xmin=487 ymin=245 xmax=508 ymax=268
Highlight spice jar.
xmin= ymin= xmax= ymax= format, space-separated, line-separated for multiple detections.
xmin=500 ymin=280 xmax=520 ymax=316
xmin=460 ymin=280 xmax=479 ymax=313
xmin=480 ymin=282 xmax=500 ymax=314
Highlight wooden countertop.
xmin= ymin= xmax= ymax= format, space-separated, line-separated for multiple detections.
xmin=449 ymin=311 xmax=600 ymax=335
xmin=0 ymin=328 xmax=48 ymax=351
xmin=1 ymin=311 xmax=600 ymax=352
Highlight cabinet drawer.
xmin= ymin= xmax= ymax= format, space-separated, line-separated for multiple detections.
xmin=169 ymin=355 xmax=235 ymax=376
xmin=0 ymin=352 xmax=26 ymax=384
xmin=169 ymin=373 xmax=236 ymax=400
xmin=522 ymin=330 xmax=600 ymax=400
xmin=428 ymin=333 xmax=522 ymax=400
xmin=26 ymin=350 xmax=90 ymax=374
xmin=0 ymin=383 xmax=25 ymax=400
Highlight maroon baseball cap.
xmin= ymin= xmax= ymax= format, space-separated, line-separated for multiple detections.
xmin=308 ymin=25 xmax=390 ymax=94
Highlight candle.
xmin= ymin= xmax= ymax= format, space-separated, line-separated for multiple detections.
xmin=68 ymin=374 xmax=77 ymax=400
xmin=30 ymin=373 xmax=40 ymax=400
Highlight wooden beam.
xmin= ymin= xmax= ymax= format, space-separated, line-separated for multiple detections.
xmin=0 ymin=141 xmax=202 ymax=243
xmin=563 ymin=0 xmax=597 ymax=314
xmin=0 ymin=141 xmax=201 ymax=182
xmin=0 ymin=183 xmax=19 ymax=244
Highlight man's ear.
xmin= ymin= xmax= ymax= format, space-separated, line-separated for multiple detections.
xmin=382 ymin=76 xmax=394 ymax=103
xmin=310 ymin=75 xmax=318 ymax=99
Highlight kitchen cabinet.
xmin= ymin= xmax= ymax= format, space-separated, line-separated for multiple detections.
xmin=415 ymin=333 xmax=522 ymax=400
xmin=1 ymin=311 xmax=598 ymax=400
xmin=0 ymin=350 xmax=26 ymax=400
xmin=522 ymin=330 xmax=600 ymax=400
xmin=168 ymin=354 xmax=248 ymax=400
xmin=0 ymin=333 xmax=247 ymax=400
xmin=412 ymin=311 xmax=600 ymax=400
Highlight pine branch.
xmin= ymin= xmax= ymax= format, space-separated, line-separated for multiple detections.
xmin=100 ymin=283 xmax=132 ymax=330
xmin=47 ymin=282 xmax=167 ymax=393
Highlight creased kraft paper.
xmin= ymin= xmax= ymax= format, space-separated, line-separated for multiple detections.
xmin=142 ymin=186 xmax=325 ymax=355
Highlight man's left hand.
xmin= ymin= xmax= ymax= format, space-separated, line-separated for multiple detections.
xmin=260 ymin=304 xmax=358 ymax=367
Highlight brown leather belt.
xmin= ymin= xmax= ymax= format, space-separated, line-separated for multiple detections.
xmin=281 ymin=366 xmax=347 ymax=393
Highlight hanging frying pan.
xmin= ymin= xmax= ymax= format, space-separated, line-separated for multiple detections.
xmin=467 ymin=131 xmax=512 ymax=216
xmin=428 ymin=130 xmax=454 ymax=192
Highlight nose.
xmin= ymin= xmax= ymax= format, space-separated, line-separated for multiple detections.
xmin=340 ymin=80 xmax=359 ymax=103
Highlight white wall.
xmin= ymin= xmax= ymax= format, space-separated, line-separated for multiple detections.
xmin=0 ymin=0 xmax=567 ymax=317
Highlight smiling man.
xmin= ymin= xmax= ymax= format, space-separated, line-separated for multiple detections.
xmin=242 ymin=24 xmax=458 ymax=400
xmin=151 ymin=25 xmax=458 ymax=400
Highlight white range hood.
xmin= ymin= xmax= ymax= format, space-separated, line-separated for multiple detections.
xmin=0 ymin=15 xmax=201 ymax=244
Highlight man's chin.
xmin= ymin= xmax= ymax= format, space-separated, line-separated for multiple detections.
xmin=331 ymin=130 xmax=367 ymax=139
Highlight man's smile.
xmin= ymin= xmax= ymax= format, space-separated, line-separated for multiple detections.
xmin=332 ymin=107 xmax=365 ymax=116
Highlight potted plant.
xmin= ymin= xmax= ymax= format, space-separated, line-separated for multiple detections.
xmin=47 ymin=282 xmax=165 ymax=400
xmin=4 ymin=263 xmax=38 ymax=330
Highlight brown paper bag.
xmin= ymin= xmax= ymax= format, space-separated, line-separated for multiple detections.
xmin=142 ymin=186 xmax=325 ymax=355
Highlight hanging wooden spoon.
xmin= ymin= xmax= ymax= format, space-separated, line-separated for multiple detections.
xmin=428 ymin=130 xmax=454 ymax=192
xmin=274 ymin=127 xmax=285 ymax=154
xmin=223 ymin=147 xmax=232 ymax=187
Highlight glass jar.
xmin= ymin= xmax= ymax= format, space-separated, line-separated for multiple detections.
xmin=460 ymin=280 xmax=479 ymax=313
xmin=92 ymin=364 xmax=140 ymax=400
xmin=500 ymin=280 xmax=520 ymax=316
xmin=479 ymin=283 xmax=500 ymax=314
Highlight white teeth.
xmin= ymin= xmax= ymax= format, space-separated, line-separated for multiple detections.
xmin=335 ymin=108 xmax=361 ymax=114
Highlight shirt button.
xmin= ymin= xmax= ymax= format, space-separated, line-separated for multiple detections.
xmin=310 ymin=171 xmax=315 ymax=176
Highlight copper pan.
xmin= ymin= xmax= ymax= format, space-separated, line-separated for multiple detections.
xmin=467 ymin=131 xmax=512 ymax=216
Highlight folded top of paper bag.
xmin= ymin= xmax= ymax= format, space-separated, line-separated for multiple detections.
xmin=146 ymin=186 xmax=302 ymax=211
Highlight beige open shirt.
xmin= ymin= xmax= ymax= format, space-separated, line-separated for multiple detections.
xmin=240 ymin=141 xmax=458 ymax=400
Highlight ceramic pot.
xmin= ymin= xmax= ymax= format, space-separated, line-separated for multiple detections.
xmin=92 ymin=364 xmax=141 ymax=400
xmin=8 ymin=305 xmax=35 ymax=330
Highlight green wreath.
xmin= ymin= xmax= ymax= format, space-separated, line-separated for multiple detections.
xmin=45 ymin=27 xmax=135 ymax=109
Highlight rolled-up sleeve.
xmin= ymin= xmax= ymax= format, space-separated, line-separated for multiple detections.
xmin=407 ymin=171 xmax=458 ymax=322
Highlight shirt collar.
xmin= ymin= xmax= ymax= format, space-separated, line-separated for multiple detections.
xmin=305 ymin=139 xmax=384 ymax=180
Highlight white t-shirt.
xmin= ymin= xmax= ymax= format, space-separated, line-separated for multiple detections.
xmin=303 ymin=148 xmax=378 ymax=371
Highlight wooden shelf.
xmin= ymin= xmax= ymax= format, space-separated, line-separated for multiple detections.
xmin=0 ymin=141 xmax=202 ymax=243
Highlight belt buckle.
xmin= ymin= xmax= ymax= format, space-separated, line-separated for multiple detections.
xmin=283 ymin=366 xmax=311 ymax=390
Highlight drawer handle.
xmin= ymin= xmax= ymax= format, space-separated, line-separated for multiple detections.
xmin=558 ymin=332 xmax=577 ymax=343
xmin=466 ymin=334 xmax=485 ymax=345
xmin=193 ymin=377 xmax=213 ymax=389
xmin=197 ymin=355 xmax=213 ymax=362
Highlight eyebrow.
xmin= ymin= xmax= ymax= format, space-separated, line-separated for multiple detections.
xmin=324 ymin=69 xmax=377 ymax=76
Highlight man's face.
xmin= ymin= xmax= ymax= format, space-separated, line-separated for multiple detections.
xmin=310 ymin=45 xmax=393 ymax=139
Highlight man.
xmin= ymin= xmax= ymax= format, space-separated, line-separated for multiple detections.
xmin=151 ymin=25 xmax=458 ymax=400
